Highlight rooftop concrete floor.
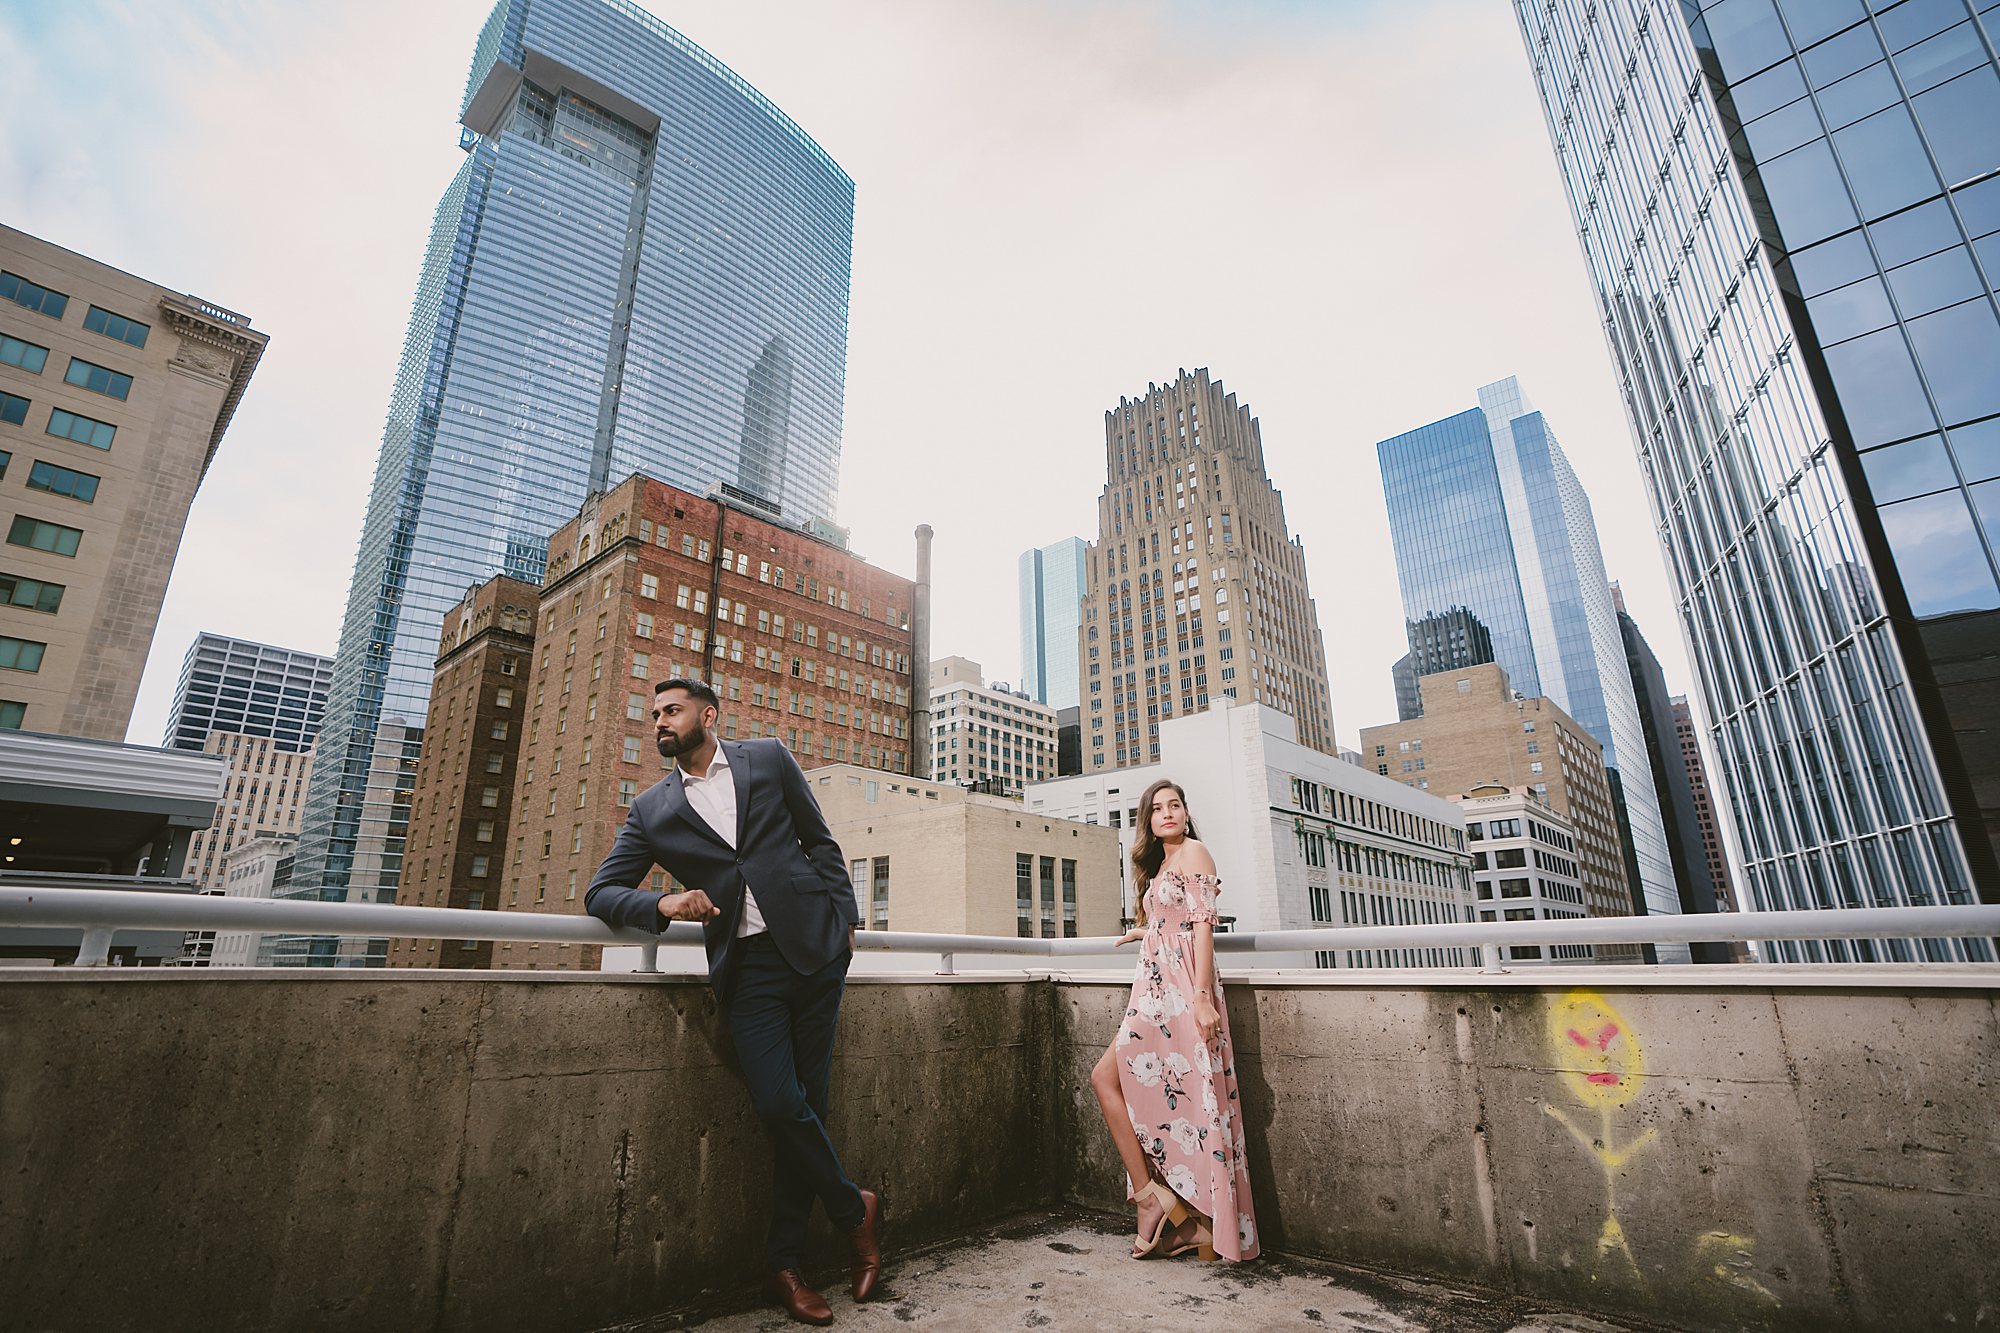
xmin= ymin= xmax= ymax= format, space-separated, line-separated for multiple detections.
xmin=606 ymin=1209 xmax=1653 ymax=1333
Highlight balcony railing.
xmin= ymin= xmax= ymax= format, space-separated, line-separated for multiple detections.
xmin=3 ymin=881 xmax=1996 ymax=970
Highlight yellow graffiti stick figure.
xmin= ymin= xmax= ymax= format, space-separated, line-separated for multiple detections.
xmin=1542 ymin=992 xmax=1657 ymax=1288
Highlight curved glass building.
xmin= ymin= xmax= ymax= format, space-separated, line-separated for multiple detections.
xmin=1514 ymin=0 xmax=1998 ymax=959
xmin=1378 ymin=378 xmax=1683 ymax=956
xmin=285 ymin=0 xmax=854 ymax=949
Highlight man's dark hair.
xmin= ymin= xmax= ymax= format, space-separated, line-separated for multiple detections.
xmin=655 ymin=676 xmax=720 ymax=711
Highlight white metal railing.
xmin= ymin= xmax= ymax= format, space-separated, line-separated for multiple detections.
xmin=2 ymin=884 xmax=1996 ymax=973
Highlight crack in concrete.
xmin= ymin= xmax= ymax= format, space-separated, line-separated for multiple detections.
xmin=1770 ymin=999 xmax=1857 ymax=1327
xmin=431 ymin=989 xmax=493 ymax=1333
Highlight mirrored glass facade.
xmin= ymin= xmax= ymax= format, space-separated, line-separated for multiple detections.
xmin=1515 ymin=0 xmax=1999 ymax=958
xmin=1379 ymin=379 xmax=1682 ymax=942
xmin=1019 ymin=537 xmax=1089 ymax=710
xmin=287 ymin=0 xmax=855 ymax=939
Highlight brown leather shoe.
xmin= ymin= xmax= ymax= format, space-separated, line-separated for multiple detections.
xmin=848 ymin=1187 xmax=883 ymax=1302
xmin=765 ymin=1269 xmax=833 ymax=1326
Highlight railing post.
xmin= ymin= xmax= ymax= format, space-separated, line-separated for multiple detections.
xmin=637 ymin=942 xmax=660 ymax=974
xmin=73 ymin=927 xmax=114 ymax=967
xmin=938 ymin=950 xmax=955 ymax=976
xmin=1479 ymin=943 xmax=1504 ymax=974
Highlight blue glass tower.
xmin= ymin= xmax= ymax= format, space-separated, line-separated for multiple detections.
xmin=286 ymin=0 xmax=855 ymax=943
xmin=1515 ymin=0 xmax=1998 ymax=959
xmin=1379 ymin=379 xmax=1683 ymax=939
xmin=1019 ymin=537 xmax=1089 ymax=710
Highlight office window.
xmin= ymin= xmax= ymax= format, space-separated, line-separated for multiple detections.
xmin=6 ymin=515 xmax=81 ymax=556
xmin=0 ymin=571 xmax=63 ymax=613
xmin=0 ymin=636 xmax=47 ymax=672
xmin=63 ymin=358 xmax=131 ymax=400
xmin=871 ymin=855 xmax=890 ymax=930
xmin=45 ymin=408 xmax=116 ymax=451
xmin=83 ymin=305 xmax=149 ymax=348
xmin=26 ymin=460 xmax=98 ymax=503
xmin=0 ymin=335 xmax=49 ymax=374
xmin=0 ymin=392 xmax=26 ymax=426
xmin=0 ymin=272 xmax=67 ymax=319
xmin=0 ymin=700 xmax=24 ymax=729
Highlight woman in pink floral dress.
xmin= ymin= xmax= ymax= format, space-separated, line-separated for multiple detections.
xmin=1088 ymin=778 xmax=1260 ymax=1263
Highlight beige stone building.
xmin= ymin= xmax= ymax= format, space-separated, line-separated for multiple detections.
xmin=928 ymin=655 xmax=1058 ymax=796
xmin=0 ymin=225 xmax=266 ymax=739
xmin=809 ymin=764 xmax=1121 ymax=938
xmin=1080 ymin=368 xmax=1334 ymax=773
xmin=181 ymin=733 xmax=314 ymax=891
xmin=1359 ymin=663 xmax=1637 ymax=940
xmin=388 ymin=575 xmax=540 ymax=970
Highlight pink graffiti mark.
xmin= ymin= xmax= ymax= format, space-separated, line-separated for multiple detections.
xmin=1567 ymin=1024 xmax=1626 ymax=1084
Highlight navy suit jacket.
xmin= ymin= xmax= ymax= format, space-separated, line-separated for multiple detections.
xmin=584 ymin=738 xmax=860 ymax=986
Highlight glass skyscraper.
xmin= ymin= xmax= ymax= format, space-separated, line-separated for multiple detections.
xmin=1019 ymin=537 xmax=1089 ymax=710
xmin=287 ymin=0 xmax=855 ymax=937
xmin=1515 ymin=0 xmax=1998 ymax=958
xmin=1378 ymin=378 xmax=1683 ymax=937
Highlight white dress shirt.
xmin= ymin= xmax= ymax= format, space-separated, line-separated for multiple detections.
xmin=680 ymin=746 xmax=765 ymax=938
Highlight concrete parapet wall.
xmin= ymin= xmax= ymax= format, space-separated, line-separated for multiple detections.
xmin=0 ymin=972 xmax=1048 ymax=1333
xmin=1 ymin=970 xmax=1993 ymax=1332
xmin=1057 ymin=978 xmax=1998 ymax=1333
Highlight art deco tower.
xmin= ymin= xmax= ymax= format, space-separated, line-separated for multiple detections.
xmin=1080 ymin=369 xmax=1334 ymax=771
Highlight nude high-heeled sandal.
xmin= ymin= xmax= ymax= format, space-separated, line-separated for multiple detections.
xmin=1130 ymin=1179 xmax=1190 ymax=1258
xmin=1160 ymin=1212 xmax=1218 ymax=1260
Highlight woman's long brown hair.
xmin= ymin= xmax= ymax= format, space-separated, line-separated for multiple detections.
xmin=1129 ymin=778 xmax=1198 ymax=928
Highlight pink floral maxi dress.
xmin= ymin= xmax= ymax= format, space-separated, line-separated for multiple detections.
xmin=1116 ymin=869 xmax=1260 ymax=1261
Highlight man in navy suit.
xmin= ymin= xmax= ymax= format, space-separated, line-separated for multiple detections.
xmin=586 ymin=678 xmax=881 ymax=1326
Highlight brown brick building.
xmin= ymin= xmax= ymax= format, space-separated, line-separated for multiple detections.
xmin=395 ymin=474 xmax=923 ymax=970
xmin=386 ymin=575 xmax=538 ymax=969
xmin=1359 ymin=662 xmax=1637 ymax=944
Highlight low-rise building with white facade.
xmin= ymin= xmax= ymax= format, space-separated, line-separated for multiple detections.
xmin=928 ymin=656 xmax=1058 ymax=796
xmin=184 ymin=832 xmax=295 ymax=967
xmin=1026 ymin=698 xmax=1475 ymax=969
xmin=1454 ymin=783 xmax=1589 ymax=965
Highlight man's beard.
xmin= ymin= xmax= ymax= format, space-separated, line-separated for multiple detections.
xmin=657 ymin=720 xmax=708 ymax=759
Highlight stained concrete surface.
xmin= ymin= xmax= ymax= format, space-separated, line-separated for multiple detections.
xmin=610 ymin=1209 xmax=1650 ymax=1333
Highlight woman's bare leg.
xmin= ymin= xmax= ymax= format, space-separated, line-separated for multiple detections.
xmin=1090 ymin=1044 xmax=1167 ymax=1248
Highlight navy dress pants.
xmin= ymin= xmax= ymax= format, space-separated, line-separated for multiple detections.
xmin=724 ymin=933 xmax=866 ymax=1272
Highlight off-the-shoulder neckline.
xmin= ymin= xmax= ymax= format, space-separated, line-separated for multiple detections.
xmin=1159 ymin=866 xmax=1220 ymax=883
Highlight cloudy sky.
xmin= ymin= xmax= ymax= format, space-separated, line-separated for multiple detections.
xmin=0 ymin=0 xmax=1697 ymax=751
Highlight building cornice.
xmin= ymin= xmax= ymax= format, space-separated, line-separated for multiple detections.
xmin=158 ymin=296 xmax=268 ymax=482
